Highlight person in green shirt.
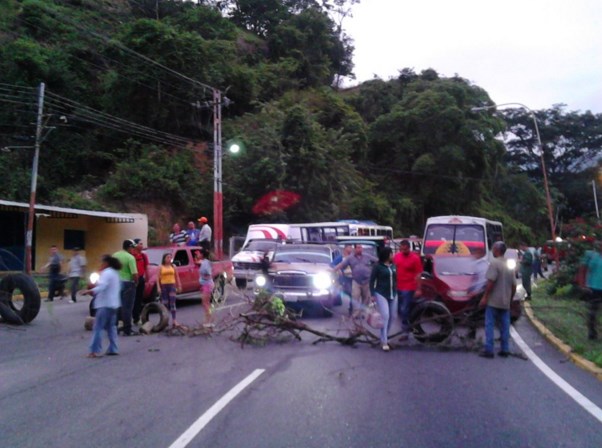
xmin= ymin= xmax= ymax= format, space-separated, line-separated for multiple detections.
xmin=113 ymin=239 xmax=138 ymax=336
xmin=577 ymin=241 xmax=602 ymax=340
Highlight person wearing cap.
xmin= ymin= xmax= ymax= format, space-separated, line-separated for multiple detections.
xmin=67 ymin=247 xmax=86 ymax=303
xmin=198 ymin=217 xmax=212 ymax=252
xmin=132 ymin=238 xmax=149 ymax=325
xmin=113 ymin=240 xmax=139 ymax=336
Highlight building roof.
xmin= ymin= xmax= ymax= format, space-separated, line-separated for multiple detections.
xmin=0 ymin=199 xmax=145 ymax=220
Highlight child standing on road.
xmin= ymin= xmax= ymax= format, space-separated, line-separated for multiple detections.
xmin=158 ymin=253 xmax=182 ymax=328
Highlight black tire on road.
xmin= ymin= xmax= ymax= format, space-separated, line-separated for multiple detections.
xmin=0 ymin=273 xmax=41 ymax=324
xmin=211 ymin=275 xmax=227 ymax=306
xmin=140 ymin=302 xmax=170 ymax=332
xmin=410 ymin=300 xmax=454 ymax=344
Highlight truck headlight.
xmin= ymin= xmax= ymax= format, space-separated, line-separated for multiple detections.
xmin=255 ymin=275 xmax=267 ymax=288
xmin=312 ymin=272 xmax=332 ymax=290
xmin=507 ymin=259 xmax=517 ymax=270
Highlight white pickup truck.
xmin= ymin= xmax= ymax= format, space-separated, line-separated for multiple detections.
xmin=232 ymin=239 xmax=282 ymax=289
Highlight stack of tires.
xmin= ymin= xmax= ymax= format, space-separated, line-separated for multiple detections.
xmin=0 ymin=273 xmax=41 ymax=325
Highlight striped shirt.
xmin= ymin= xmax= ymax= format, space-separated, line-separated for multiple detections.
xmin=170 ymin=230 xmax=187 ymax=246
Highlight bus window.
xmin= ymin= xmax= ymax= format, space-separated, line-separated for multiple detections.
xmin=307 ymin=227 xmax=321 ymax=242
xmin=323 ymin=227 xmax=337 ymax=242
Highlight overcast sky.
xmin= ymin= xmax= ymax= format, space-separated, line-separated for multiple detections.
xmin=343 ymin=0 xmax=602 ymax=113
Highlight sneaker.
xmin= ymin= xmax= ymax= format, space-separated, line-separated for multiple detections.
xmin=69 ymin=300 xmax=76 ymax=304
xmin=105 ymin=351 xmax=119 ymax=356
xmin=382 ymin=344 xmax=390 ymax=352
xmin=202 ymin=322 xmax=215 ymax=328
xmin=498 ymin=351 xmax=510 ymax=358
xmin=479 ymin=350 xmax=494 ymax=359
xmin=44 ymin=298 xmax=53 ymax=302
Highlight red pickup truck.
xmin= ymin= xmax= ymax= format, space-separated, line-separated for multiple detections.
xmin=143 ymin=246 xmax=233 ymax=303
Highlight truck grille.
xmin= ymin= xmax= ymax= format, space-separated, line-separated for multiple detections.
xmin=271 ymin=273 xmax=311 ymax=288
xmin=234 ymin=262 xmax=261 ymax=270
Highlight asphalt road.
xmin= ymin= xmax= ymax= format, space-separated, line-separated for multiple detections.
xmin=1 ymin=287 xmax=602 ymax=448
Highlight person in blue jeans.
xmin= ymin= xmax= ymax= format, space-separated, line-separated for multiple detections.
xmin=479 ymin=241 xmax=517 ymax=358
xmin=369 ymin=247 xmax=397 ymax=351
xmin=83 ymin=255 xmax=122 ymax=358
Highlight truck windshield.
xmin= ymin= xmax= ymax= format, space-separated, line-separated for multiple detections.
xmin=245 ymin=240 xmax=279 ymax=252
xmin=273 ymin=251 xmax=331 ymax=264
xmin=423 ymin=224 xmax=485 ymax=256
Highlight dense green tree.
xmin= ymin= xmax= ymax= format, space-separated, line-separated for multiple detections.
xmin=268 ymin=7 xmax=353 ymax=87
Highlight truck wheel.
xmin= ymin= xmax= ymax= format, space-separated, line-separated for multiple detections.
xmin=0 ymin=273 xmax=41 ymax=324
xmin=140 ymin=302 xmax=170 ymax=332
xmin=410 ymin=301 xmax=454 ymax=344
xmin=211 ymin=275 xmax=227 ymax=306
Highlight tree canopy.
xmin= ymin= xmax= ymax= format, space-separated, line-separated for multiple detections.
xmin=1 ymin=0 xmax=601 ymax=245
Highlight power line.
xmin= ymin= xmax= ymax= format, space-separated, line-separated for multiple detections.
xmin=45 ymin=92 xmax=191 ymax=143
xmin=40 ymin=3 xmax=219 ymax=94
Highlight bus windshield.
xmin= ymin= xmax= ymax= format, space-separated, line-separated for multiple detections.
xmin=423 ymin=224 xmax=485 ymax=256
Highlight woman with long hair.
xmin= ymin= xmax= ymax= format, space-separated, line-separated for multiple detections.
xmin=369 ymin=246 xmax=397 ymax=351
xmin=84 ymin=255 xmax=122 ymax=357
xmin=157 ymin=253 xmax=182 ymax=328
xmin=197 ymin=248 xmax=214 ymax=327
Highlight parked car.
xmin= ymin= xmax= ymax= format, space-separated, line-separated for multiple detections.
xmin=143 ymin=246 xmax=233 ymax=303
xmin=254 ymin=243 xmax=342 ymax=316
xmin=232 ymin=239 xmax=282 ymax=289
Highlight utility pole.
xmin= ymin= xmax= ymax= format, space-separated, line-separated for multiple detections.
xmin=25 ymin=82 xmax=45 ymax=274
xmin=213 ymin=88 xmax=224 ymax=259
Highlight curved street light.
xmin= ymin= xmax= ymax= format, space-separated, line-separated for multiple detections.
xmin=471 ymin=102 xmax=557 ymax=266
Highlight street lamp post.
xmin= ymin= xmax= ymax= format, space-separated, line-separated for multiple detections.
xmin=471 ymin=102 xmax=558 ymax=263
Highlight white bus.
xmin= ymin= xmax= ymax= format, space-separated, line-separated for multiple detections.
xmin=421 ymin=216 xmax=503 ymax=259
xmin=233 ymin=220 xmax=393 ymax=289
xmin=241 ymin=220 xmax=393 ymax=247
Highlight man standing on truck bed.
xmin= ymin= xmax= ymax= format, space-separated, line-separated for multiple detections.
xmin=198 ymin=217 xmax=212 ymax=251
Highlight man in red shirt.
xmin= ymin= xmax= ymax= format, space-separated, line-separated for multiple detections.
xmin=132 ymin=238 xmax=149 ymax=325
xmin=393 ymin=240 xmax=423 ymax=334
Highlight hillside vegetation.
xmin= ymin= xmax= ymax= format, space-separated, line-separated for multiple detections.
xmin=1 ymin=0 xmax=601 ymax=244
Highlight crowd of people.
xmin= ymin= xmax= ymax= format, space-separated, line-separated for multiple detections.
xmin=40 ymin=225 xmax=599 ymax=358
xmin=169 ymin=217 xmax=212 ymax=250
xmin=40 ymin=214 xmax=215 ymax=358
